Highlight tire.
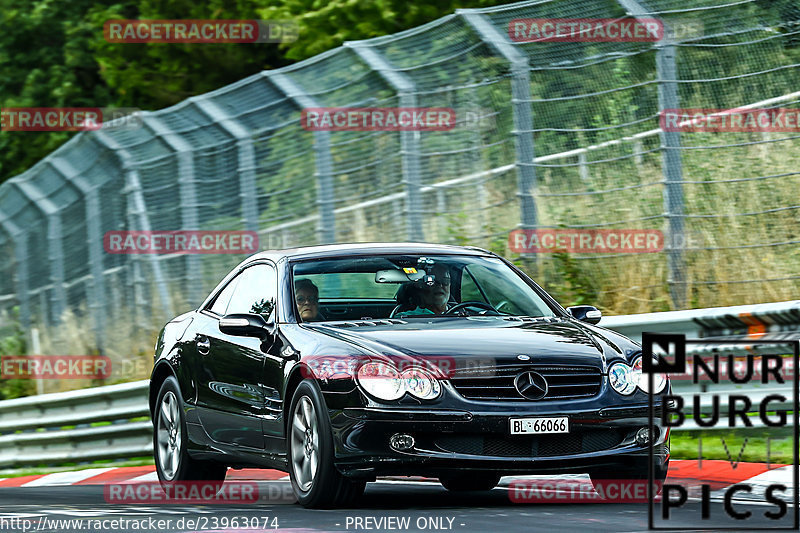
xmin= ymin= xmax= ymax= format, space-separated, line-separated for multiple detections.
xmin=287 ymin=380 xmax=366 ymax=508
xmin=154 ymin=376 xmax=227 ymax=488
xmin=440 ymin=473 xmax=501 ymax=492
xmin=589 ymin=457 xmax=669 ymax=495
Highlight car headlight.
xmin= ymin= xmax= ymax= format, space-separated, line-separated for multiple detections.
xmin=356 ymin=362 xmax=441 ymax=401
xmin=400 ymin=367 xmax=441 ymax=400
xmin=357 ymin=362 xmax=404 ymax=401
xmin=632 ymin=356 xmax=667 ymax=394
xmin=608 ymin=362 xmax=637 ymax=395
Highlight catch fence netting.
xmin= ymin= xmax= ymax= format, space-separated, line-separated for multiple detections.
xmin=0 ymin=0 xmax=798 ymax=350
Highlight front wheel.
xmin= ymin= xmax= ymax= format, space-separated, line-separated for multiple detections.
xmin=154 ymin=376 xmax=227 ymax=487
xmin=440 ymin=473 xmax=501 ymax=491
xmin=288 ymin=380 xmax=365 ymax=508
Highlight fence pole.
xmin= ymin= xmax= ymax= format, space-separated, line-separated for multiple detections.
xmin=460 ymin=10 xmax=538 ymax=268
xmin=267 ymin=72 xmax=336 ymax=244
xmin=94 ymin=131 xmax=174 ymax=320
xmin=9 ymin=180 xmax=66 ymax=325
xmin=49 ymin=157 xmax=107 ymax=350
xmin=657 ymin=45 xmax=686 ymax=309
xmin=192 ymin=97 xmax=260 ymax=235
xmin=346 ymin=43 xmax=425 ymax=242
xmin=142 ymin=115 xmax=203 ymax=306
xmin=126 ymin=187 xmax=145 ymax=329
xmin=616 ymin=0 xmax=686 ymax=309
xmin=0 ymin=217 xmax=30 ymax=329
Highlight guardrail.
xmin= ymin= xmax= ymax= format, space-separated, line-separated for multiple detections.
xmin=0 ymin=300 xmax=797 ymax=469
xmin=0 ymin=380 xmax=150 ymax=469
xmin=601 ymin=300 xmax=800 ymax=344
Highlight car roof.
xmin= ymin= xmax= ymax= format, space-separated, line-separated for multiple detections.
xmin=246 ymin=242 xmax=495 ymax=262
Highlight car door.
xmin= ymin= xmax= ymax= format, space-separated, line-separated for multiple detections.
xmin=194 ymin=262 xmax=280 ymax=449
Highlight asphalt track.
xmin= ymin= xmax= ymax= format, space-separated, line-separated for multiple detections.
xmin=0 ymin=466 xmax=796 ymax=533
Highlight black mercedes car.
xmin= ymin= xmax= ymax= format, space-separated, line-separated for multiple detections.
xmin=149 ymin=243 xmax=670 ymax=507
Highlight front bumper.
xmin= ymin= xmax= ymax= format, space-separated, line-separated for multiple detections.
xmin=330 ymin=403 xmax=669 ymax=478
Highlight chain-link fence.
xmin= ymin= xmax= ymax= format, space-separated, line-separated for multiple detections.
xmin=1 ymin=0 xmax=799 ymax=350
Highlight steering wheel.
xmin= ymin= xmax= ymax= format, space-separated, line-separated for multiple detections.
xmin=495 ymin=300 xmax=514 ymax=314
xmin=445 ymin=301 xmax=500 ymax=316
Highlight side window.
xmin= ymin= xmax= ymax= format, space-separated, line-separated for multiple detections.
xmin=208 ymin=275 xmax=240 ymax=315
xmin=226 ymin=264 xmax=278 ymax=318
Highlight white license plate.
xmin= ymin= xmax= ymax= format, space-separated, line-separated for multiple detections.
xmin=510 ymin=416 xmax=569 ymax=435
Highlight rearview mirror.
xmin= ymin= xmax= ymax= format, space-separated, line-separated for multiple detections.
xmin=219 ymin=313 xmax=273 ymax=339
xmin=375 ymin=268 xmax=426 ymax=283
xmin=566 ymin=305 xmax=602 ymax=325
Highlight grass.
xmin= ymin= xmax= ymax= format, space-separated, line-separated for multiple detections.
xmin=670 ymin=430 xmax=796 ymax=464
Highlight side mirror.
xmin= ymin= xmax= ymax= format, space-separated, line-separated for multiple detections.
xmin=219 ymin=313 xmax=273 ymax=339
xmin=566 ymin=305 xmax=602 ymax=325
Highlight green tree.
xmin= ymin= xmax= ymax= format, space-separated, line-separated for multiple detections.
xmin=0 ymin=0 xmax=512 ymax=185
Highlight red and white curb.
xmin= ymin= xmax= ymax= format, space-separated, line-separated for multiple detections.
xmin=0 ymin=460 xmax=790 ymax=490
xmin=0 ymin=466 xmax=288 ymax=488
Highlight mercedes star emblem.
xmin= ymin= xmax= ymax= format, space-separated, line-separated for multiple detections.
xmin=514 ymin=371 xmax=548 ymax=400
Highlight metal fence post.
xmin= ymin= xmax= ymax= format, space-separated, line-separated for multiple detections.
xmin=616 ymin=0 xmax=686 ymax=309
xmin=125 ymin=186 xmax=145 ymax=328
xmin=49 ymin=157 xmax=107 ymax=350
xmin=460 ymin=10 xmax=538 ymax=268
xmin=94 ymin=131 xmax=174 ymax=320
xmin=267 ymin=72 xmax=336 ymax=244
xmin=655 ymin=26 xmax=688 ymax=314
xmin=346 ymin=43 xmax=424 ymax=242
xmin=142 ymin=115 xmax=203 ymax=306
xmin=192 ymin=97 xmax=260 ymax=235
xmin=0 ymin=216 xmax=30 ymax=329
xmin=9 ymin=180 xmax=67 ymax=324
xmin=657 ymin=45 xmax=686 ymax=309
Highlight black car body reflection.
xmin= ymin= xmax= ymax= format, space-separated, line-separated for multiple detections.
xmin=149 ymin=243 xmax=670 ymax=508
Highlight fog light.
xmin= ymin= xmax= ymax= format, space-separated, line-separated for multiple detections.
xmin=635 ymin=427 xmax=653 ymax=446
xmin=390 ymin=433 xmax=415 ymax=451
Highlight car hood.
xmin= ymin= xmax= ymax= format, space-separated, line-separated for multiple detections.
xmin=305 ymin=316 xmax=636 ymax=368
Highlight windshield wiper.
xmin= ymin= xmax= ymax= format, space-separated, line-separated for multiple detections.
xmin=396 ymin=314 xmax=456 ymax=319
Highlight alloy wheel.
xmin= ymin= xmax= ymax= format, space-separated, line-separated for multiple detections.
xmin=290 ymin=396 xmax=319 ymax=491
xmin=156 ymin=391 xmax=182 ymax=480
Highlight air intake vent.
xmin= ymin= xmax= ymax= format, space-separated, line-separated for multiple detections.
xmin=435 ymin=429 xmax=624 ymax=457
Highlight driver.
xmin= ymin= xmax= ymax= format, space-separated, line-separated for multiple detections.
xmin=402 ymin=264 xmax=452 ymax=315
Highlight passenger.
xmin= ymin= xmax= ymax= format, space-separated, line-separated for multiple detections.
xmin=295 ymin=278 xmax=320 ymax=322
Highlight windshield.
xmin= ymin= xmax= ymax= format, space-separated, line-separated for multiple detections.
xmin=290 ymin=254 xmax=557 ymax=322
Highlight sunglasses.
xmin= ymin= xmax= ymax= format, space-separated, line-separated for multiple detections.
xmin=296 ymin=296 xmax=318 ymax=304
